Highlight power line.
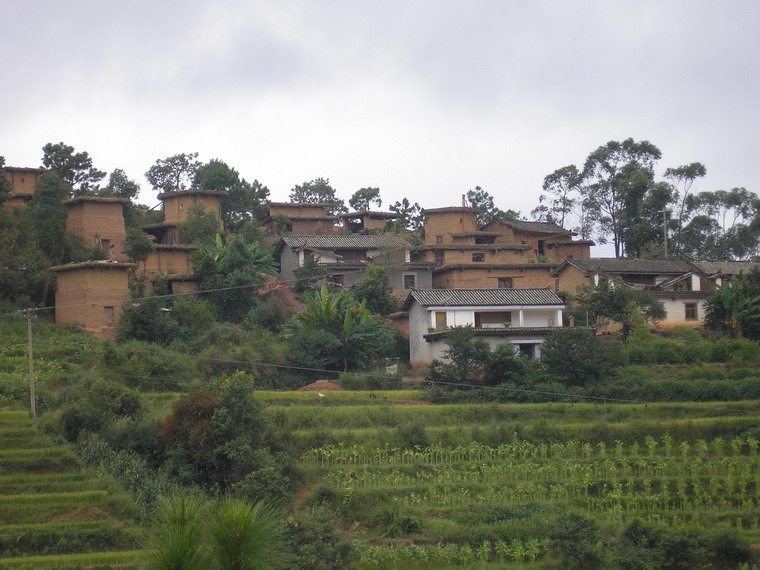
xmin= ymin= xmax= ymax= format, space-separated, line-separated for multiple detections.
xmin=2 ymin=332 xmax=760 ymax=415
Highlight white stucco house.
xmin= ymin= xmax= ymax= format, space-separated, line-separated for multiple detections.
xmin=402 ymin=288 xmax=565 ymax=368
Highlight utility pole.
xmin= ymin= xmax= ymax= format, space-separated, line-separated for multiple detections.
xmin=27 ymin=309 xmax=35 ymax=419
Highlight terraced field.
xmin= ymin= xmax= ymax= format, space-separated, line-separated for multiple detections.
xmin=284 ymin=395 xmax=760 ymax=567
xmin=0 ymin=411 xmax=143 ymax=569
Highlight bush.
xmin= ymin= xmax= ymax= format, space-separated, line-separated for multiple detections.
xmin=372 ymin=504 xmax=422 ymax=538
xmin=542 ymin=328 xmax=624 ymax=386
xmin=283 ymin=507 xmax=356 ymax=570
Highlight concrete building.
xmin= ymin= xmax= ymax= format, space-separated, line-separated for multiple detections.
xmin=403 ymin=288 xmax=565 ymax=367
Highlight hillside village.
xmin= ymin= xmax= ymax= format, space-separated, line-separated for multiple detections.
xmin=4 ymin=162 xmax=758 ymax=365
xmin=3 ymin=152 xmax=760 ymax=568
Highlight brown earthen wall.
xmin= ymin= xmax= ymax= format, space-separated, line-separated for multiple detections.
xmin=65 ymin=202 xmax=127 ymax=260
xmin=424 ymin=211 xmax=477 ymax=245
xmin=54 ymin=268 xmax=131 ymax=340
xmin=432 ymin=267 xmax=554 ymax=289
xmin=162 ymin=195 xmax=223 ymax=225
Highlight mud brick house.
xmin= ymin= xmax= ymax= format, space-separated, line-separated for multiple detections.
xmin=64 ymin=196 xmax=129 ymax=260
xmin=336 ymin=210 xmax=398 ymax=233
xmin=481 ymin=218 xmax=593 ymax=262
xmin=265 ymin=202 xmax=338 ymax=235
xmin=51 ymin=261 xmax=135 ymax=340
xmin=550 ymin=258 xmax=760 ymax=330
xmin=278 ymin=234 xmax=434 ymax=295
xmin=137 ymin=189 xmax=228 ymax=291
xmin=2 ymin=166 xmax=45 ymax=210
xmin=413 ymin=207 xmax=592 ymax=290
xmin=404 ymin=288 xmax=565 ymax=367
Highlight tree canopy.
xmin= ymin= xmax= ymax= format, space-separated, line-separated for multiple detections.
xmin=145 ymin=152 xmax=201 ymax=193
xmin=289 ymin=178 xmax=347 ymax=215
xmin=349 ymin=187 xmax=382 ymax=211
xmin=41 ymin=142 xmax=106 ymax=194
xmin=466 ymin=186 xmax=519 ymax=227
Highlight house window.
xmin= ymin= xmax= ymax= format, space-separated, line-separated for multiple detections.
xmin=537 ymin=240 xmax=545 ymax=255
xmin=472 ymin=253 xmax=485 ymax=262
xmin=435 ymin=251 xmax=445 ymax=266
xmin=555 ymin=279 xmax=560 ymax=292
xmin=475 ymin=236 xmax=495 ymax=245
xmin=104 ymin=306 xmax=114 ymax=326
xmin=497 ymin=277 xmax=513 ymax=288
xmin=435 ymin=312 xmax=447 ymax=330
xmin=403 ymin=274 xmax=416 ymax=290
xmin=685 ymin=303 xmax=698 ymax=321
xmin=436 ymin=235 xmax=443 ymax=244
xmin=327 ymin=274 xmax=344 ymax=286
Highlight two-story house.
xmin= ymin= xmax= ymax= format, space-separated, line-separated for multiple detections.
xmin=403 ymin=288 xmax=565 ymax=367
xmin=412 ymin=207 xmax=592 ymax=290
xmin=278 ymin=234 xmax=435 ymax=296
xmin=549 ymin=258 xmax=759 ymax=330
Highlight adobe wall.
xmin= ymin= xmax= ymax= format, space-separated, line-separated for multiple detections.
xmin=424 ymin=209 xmax=477 ymax=245
xmin=544 ymin=241 xmax=591 ymax=262
xmin=65 ymin=200 xmax=127 ymax=260
xmin=270 ymin=203 xmax=329 ymax=217
xmin=433 ymin=266 xmax=554 ymax=289
xmin=555 ymin=265 xmax=591 ymax=297
xmin=54 ymin=265 xmax=132 ymax=340
xmin=162 ymin=194 xmax=223 ymax=226
xmin=5 ymin=168 xmax=43 ymax=197
xmin=141 ymin=247 xmax=195 ymax=275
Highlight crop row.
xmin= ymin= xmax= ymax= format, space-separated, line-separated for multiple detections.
xmin=0 ymin=550 xmax=142 ymax=569
xmin=321 ymin=457 xmax=760 ymax=488
xmin=268 ymin=400 xmax=760 ymax=430
xmin=301 ymin=436 xmax=760 ymax=466
xmin=358 ymin=538 xmax=549 ymax=567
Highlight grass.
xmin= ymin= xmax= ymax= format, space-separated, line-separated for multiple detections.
xmin=0 ymin=549 xmax=143 ymax=569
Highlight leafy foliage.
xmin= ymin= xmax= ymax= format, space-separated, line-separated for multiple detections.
xmin=542 ymin=328 xmax=625 ymax=387
xmin=161 ymin=373 xmax=268 ymax=490
xmin=145 ymin=152 xmax=201 ymax=193
xmin=571 ymin=280 xmax=666 ymax=338
xmin=177 ymin=205 xmax=220 ymax=245
xmin=704 ymin=268 xmax=760 ymax=339
xmin=193 ymin=235 xmax=277 ymax=322
xmin=41 ymin=142 xmax=105 ymax=194
xmin=387 ymin=198 xmax=425 ymax=232
xmin=351 ymin=264 xmax=399 ymax=315
xmin=287 ymin=285 xmax=392 ymax=371
xmin=466 ymin=186 xmax=519 ymax=227
xmin=349 ymin=187 xmax=381 ymax=211
xmin=194 ymin=159 xmax=270 ymax=228
xmin=289 ymin=177 xmax=346 ymax=215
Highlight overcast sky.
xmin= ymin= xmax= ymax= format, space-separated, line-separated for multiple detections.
xmin=3 ymin=0 xmax=759 ymax=248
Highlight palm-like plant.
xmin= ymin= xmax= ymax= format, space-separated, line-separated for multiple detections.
xmin=288 ymin=284 xmax=391 ymax=370
xmin=208 ymin=499 xmax=287 ymax=570
xmin=145 ymin=495 xmax=208 ymax=570
xmin=145 ymin=496 xmax=287 ymax=570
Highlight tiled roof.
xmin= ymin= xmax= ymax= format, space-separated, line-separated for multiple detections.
xmin=490 ymin=219 xmax=571 ymax=234
xmin=689 ymin=261 xmax=760 ymax=276
xmin=64 ymin=196 xmax=130 ymax=205
xmin=282 ymin=235 xmax=410 ymax=250
xmin=157 ymin=190 xmax=227 ymax=199
xmin=405 ymin=288 xmax=564 ymax=308
xmin=337 ymin=211 xmax=397 ymax=218
xmin=423 ymin=326 xmax=569 ymax=340
xmin=563 ymin=258 xmax=693 ymax=274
